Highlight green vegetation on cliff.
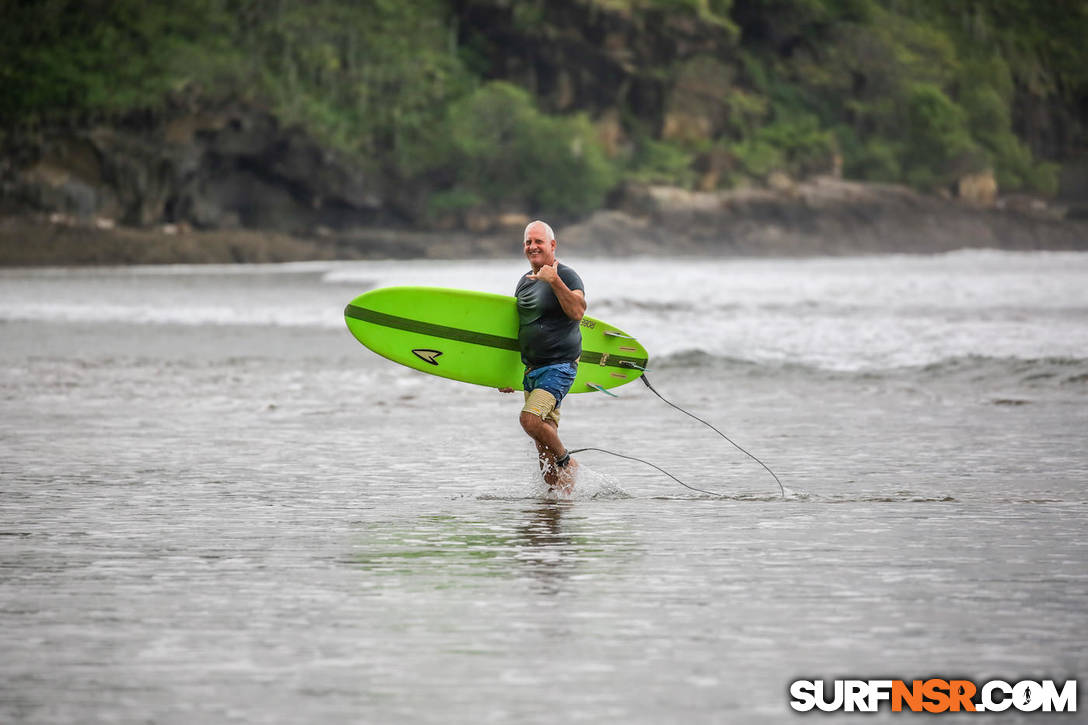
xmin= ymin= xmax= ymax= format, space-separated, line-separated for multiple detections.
xmin=2 ymin=0 xmax=1085 ymax=222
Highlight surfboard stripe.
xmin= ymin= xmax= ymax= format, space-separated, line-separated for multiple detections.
xmin=345 ymin=304 xmax=520 ymax=351
xmin=345 ymin=303 xmax=648 ymax=370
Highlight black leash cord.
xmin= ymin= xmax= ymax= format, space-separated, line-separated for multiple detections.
xmin=565 ymin=446 xmax=723 ymax=497
xmin=637 ymin=372 xmax=786 ymax=498
xmin=571 ymin=367 xmax=786 ymax=499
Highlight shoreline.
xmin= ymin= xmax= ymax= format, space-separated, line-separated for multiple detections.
xmin=3 ymin=178 xmax=1086 ymax=266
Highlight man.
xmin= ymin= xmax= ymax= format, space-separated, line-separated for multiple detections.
xmin=499 ymin=220 xmax=586 ymax=492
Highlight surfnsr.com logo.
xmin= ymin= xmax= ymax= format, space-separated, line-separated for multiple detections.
xmin=789 ymin=679 xmax=1077 ymax=713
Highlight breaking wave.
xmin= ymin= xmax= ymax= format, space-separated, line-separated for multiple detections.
xmin=650 ymin=350 xmax=1088 ymax=385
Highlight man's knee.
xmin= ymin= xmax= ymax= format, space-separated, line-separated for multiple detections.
xmin=519 ymin=410 xmax=543 ymax=436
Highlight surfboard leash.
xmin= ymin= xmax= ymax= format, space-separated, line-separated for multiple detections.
xmin=572 ymin=364 xmax=786 ymax=499
xmin=564 ymin=446 xmax=723 ymax=497
xmin=636 ymin=370 xmax=785 ymax=498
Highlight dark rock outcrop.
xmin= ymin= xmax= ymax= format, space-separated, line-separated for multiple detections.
xmin=2 ymin=104 xmax=387 ymax=234
xmin=561 ymin=177 xmax=1088 ymax=255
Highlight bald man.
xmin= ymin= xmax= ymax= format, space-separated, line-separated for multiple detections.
xmin=499 ymin=220 xmax=586 ymax=491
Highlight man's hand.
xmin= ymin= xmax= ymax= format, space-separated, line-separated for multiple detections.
xmin=497 ymin=387 xmax=515 ymax=393
xmin=529 ymin=263 xmax=585 ymax=321
xmin=527 ymin=264 xmax=558 ymax=284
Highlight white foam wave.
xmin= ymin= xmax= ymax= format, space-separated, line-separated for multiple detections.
xmin=0 ymin=302 xmax=342 ymax=328
xmin=3 ymin=251 xmax=1086 ymax=370
xmin=321 ymin=259 xmax=527 ymax=296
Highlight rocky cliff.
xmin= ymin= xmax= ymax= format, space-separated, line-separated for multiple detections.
xmin=2 ymin=0 xmax=1086 ymax=263
xmin=562 ymin=178 xmax=1088 ymax=256
xmin=2 ymin=103 xmax=388 ymax=235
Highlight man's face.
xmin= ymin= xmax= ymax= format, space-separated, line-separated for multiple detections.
xmin=524 ymin=224 xmax=557 ymax=267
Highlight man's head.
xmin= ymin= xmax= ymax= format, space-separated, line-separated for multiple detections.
xmin=523 ymin=220 xmax=557 ymax=270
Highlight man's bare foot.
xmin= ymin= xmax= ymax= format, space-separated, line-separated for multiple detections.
xmin=551 ymin=458 xmax=578 ymax=495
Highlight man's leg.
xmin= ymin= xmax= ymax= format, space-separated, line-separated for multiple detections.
xmin=519 ymin=412 xmax=577 ymax=491
xmin=520 ymin=363 xmax=579 ymax=491
xmin=520 ymin=411 xmax=563 ymax=485
xmin=520 ymin=411 xmax=564 ymax=456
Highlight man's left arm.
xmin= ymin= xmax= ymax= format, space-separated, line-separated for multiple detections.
xmin=530 ymin=265 xmax=585 ymax=321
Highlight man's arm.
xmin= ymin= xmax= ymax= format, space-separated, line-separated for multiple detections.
xmin=528 ymin=264 xmax=586 ymax=321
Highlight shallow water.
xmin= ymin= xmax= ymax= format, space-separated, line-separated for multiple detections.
xmin=1 ymin=253 xmax=1086 ymax=722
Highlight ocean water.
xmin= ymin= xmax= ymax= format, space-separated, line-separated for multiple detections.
xmin=1 ymin=251 xmax=1086 ymax=723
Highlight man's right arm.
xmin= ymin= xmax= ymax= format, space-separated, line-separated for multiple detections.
xmin=529 ymin=264 xmax=585 ymax=321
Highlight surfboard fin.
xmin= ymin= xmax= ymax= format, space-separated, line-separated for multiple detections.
xmin=586 ymin=382 xmax=619 ymax=397
xmin=604 ymin=331 xmax=636 ymax=339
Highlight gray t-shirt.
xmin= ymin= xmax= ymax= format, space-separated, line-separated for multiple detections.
xmin=514 ymin=262 xmax=584 ymax=367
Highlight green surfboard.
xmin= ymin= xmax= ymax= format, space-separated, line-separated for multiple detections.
xmin=344 ymin=286 xmax=648 ymax=393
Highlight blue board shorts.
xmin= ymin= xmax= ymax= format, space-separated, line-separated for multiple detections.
xmin=521 ymin=361 xmax=578 ymax=426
